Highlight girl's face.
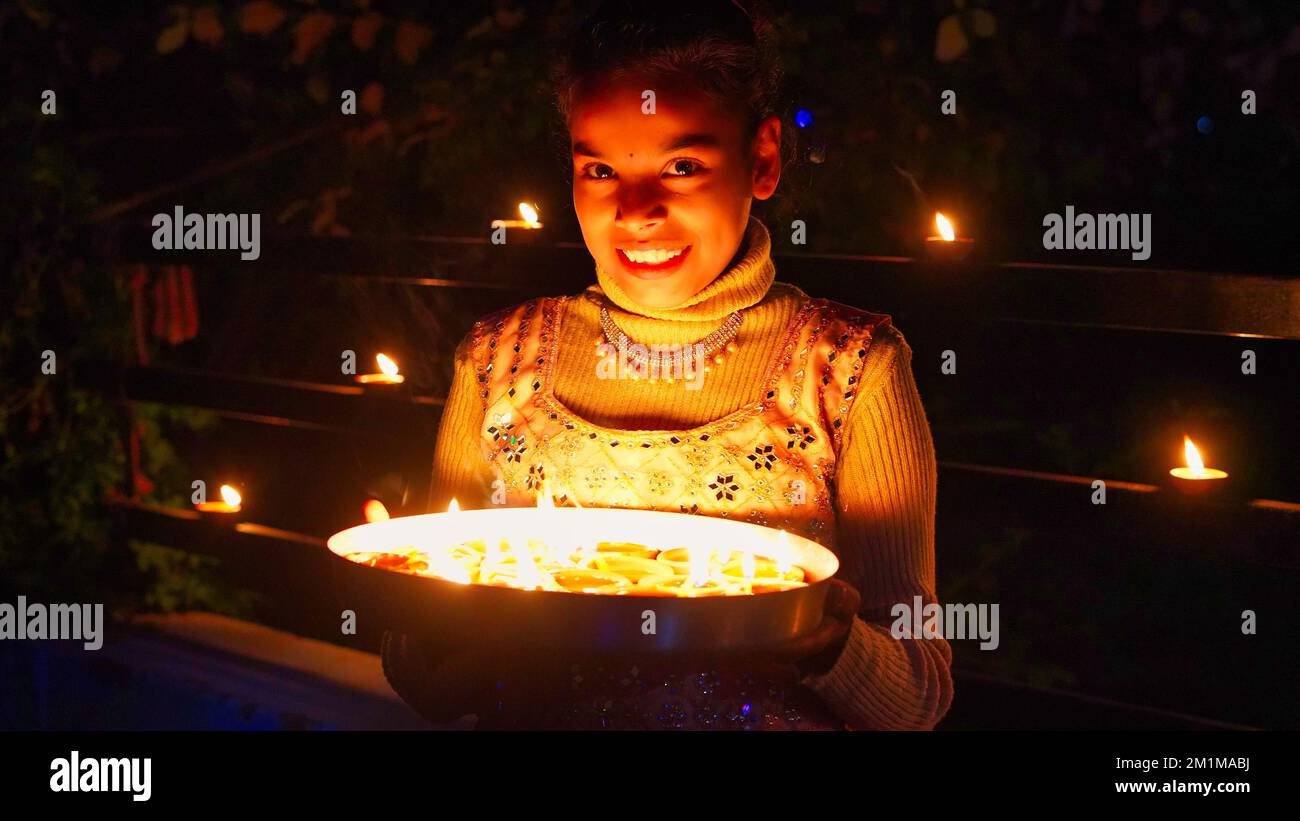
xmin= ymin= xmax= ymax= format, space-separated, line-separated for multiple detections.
xmin=569 ymin=75 xmax=782 ymax=309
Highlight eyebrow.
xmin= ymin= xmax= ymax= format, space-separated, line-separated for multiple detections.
xmin=572 ymin=132 xmax=722 ymax=158
xmin=664 ymin=132 xmax=722 ymax=152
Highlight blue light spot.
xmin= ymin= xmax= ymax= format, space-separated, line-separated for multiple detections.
xmin=795 ymin=109 xmax=813 ymax=129
xmin=741 ymin=702 xmax=752 ymax=715
xmin=1196 ymin=115 xmax=1213 ymax=134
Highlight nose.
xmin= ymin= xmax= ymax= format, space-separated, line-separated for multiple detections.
xmin=614 ymin=180 xmax=668 ymax=235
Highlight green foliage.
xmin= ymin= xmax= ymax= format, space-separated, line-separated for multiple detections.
xmin=0 ymin=10 xmax=240 ymax=614
xmin=131 ymin=539 xmax=258 ymax=615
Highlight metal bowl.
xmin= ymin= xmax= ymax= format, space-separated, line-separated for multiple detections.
xmin=325 ymin=507 xmax=838 ymax=656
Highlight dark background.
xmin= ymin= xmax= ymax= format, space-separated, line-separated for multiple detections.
xmin=3 ymin=1 xmax=1297 ymax=729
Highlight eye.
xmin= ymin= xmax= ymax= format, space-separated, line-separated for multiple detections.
xmin=581 ymin=162 xmax=616 ymax=180
xmin=665 ymin=158 xmax=703 ymax=177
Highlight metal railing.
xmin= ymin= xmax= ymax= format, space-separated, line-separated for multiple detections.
xmin=92 ymin=227 xmax=1300 ymax=729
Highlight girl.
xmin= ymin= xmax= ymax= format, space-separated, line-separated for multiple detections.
xmin=382 ymin=0 xmax=953 ymax=730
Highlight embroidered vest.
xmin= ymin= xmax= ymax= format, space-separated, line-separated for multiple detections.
xmin=468 ymin=295 xmax=890 ymax=549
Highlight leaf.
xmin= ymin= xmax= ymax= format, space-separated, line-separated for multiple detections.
xmin=351 ymin=12 xmax=383 ymax=51
xmin=156 ymin=21 xmax=190 ymax=55
xmin=360 ymin=81 xmax=384 ymax=115
xmin=292 ymin=11 xmax=336 ymax=65
xmin=306 ymin=74 xmax=330 ymax=104
xmin=395 ymin=21 xmax=433 ymax=65
xmin=191 ymin=5 xmax=225 ymax=46
xmin=310 ymin=186 xmax=353 ymax=235
xmin=935 ymin=14 xmax=968 ymax=62
xmin=464 ymin=16 xmax=493 ymax=39
xmin=88 ymin=47 xmax=122 ymax=77
xmin=238 ymin=1 xmax=286 ymax=36
xmin=277 ymin=198 xmax=313 ymax=224
xmin=18 ymin=0 xmax=53 ymax=28
xmin=494 ymin=7 xmax=525 ymax=30
xmin=356 ymin=119 xmax=391 ymax=146
xmin=970 ymin=8 xmax=996 ymax=38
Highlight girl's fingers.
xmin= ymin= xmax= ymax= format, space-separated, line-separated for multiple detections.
xmin=826 ymin=579 xmax=861 ymax=619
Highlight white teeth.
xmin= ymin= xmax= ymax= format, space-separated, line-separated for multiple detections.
xmin=622 ymin=247 xmax=685 ymax=264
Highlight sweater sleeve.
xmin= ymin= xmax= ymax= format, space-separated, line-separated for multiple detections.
xmin=798 ymin=322 xmax=954 ymax=730
xmin=425 ymin=331 xmax=495 ymax=512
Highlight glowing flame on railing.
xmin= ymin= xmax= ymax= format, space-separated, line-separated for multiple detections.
xmin=220 ymin=485 xmax=242 ymax=507
xmin=518 ymin=202 xmax=541 ymax=227
xmin=1183 ymin=436 xmax=1207 ymax=477
xmin=935 ymin=212 xmax=956 ymax=242
xmin=376 ymin=353 xmax=400 ymax=377
xmin=364 ymin=498 xmax=390 ymax=523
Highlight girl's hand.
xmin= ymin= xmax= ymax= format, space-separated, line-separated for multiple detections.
xmin=769 ymin=578 xmax=861 ymax=677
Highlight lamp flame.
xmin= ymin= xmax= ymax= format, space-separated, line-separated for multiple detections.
xmin=447 ymin=498 xmax=460 ymax=514
xmin=536 ymin=481 xmax=554 ymax=510
xmin=363 ymin=498 xmax=390 ymax=523
xmin=741 ymin=550 xmax=757 ymax=580
xmin=518 ymin=202 xmax=540 ymax=226
xmin=774 ymin=529 xmax=793 ymax=573
xmin=935 ymin=212 xmax=956 ymax=242
xmin=376 ymin=353 xmax=400 ymax=377
xmin=1183 ymin=436 xmax=1206 ymax=477
xmin=685 ymin=547 xmax=713 ymax=589
xmin=219 ymin=485 xmax=242 ymax=507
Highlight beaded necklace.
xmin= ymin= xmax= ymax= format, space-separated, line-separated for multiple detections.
xmin=598 ymin=305 xmax=742 ymax=383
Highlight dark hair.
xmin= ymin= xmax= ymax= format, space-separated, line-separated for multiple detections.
xmin=550 ymin=0 xmax=795 ymax=173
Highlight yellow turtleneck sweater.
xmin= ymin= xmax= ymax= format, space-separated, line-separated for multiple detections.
xmin=427 ymin=218 xmax=953 ymax=730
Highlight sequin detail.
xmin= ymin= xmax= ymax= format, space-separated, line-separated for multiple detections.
xmin=470 ymin=295 xmax=887 ymax=550
xmin=475 ymin=660 xmax=846 ymax=731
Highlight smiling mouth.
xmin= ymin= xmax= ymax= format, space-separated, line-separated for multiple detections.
xmin=616 ymin=245 xmax=691 ymax=277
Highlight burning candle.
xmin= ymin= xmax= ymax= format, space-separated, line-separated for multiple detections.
xmin=637 ymin=574 xmax=735 ymax=598
xmin=924 ymin=212 xmax=974 ymax=261
xmin=334 ymin=504 xmax=816 ymax=597
xmin=594 ymin=541 xmax=659 ymax=560
xmin=363 ymin=498 xmax=390 ymax=523
xmin=491 ymin=202 xmax=544 ymax=244
xmin=356 ymin=353 xmax=405 ymax=389
xmin=721 ymin=554 xmax=805 ymax=583
xmin=552 ymin=568 xmax=633 ymax=595
xmin=656 ymin=546 xmax=743 ymax=576
xmin=195 ymin=484 xmax=242 ymax=522
xmin=1169 ymin=435 xmax=1229 ymax=495
xmin=592 ymin=554 xmax=675 ymax=582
